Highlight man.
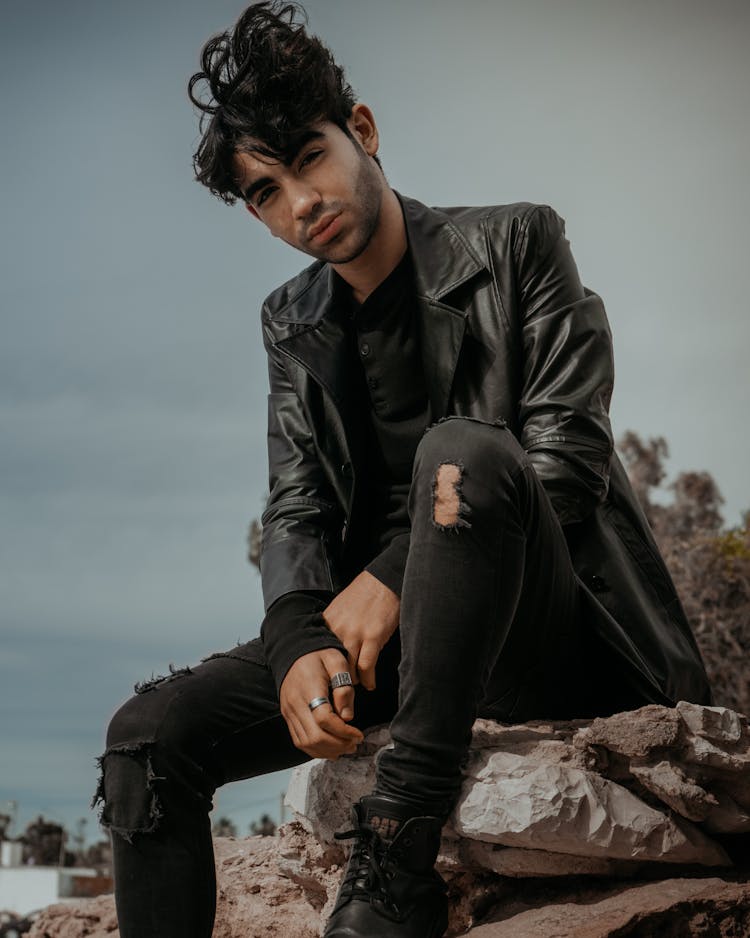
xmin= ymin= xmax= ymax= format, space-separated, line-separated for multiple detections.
xmin=95 ymin=3 xmax=711 ymax=937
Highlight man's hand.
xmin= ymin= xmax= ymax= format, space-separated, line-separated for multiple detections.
xmin=323 ymin=571 xmax=400 ymax=690
xmin=279 ymin=648 xmax=364 ymax=760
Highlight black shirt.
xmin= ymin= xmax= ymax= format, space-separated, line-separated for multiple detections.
xmin=341 ymin=250 xmax=431 ymax=593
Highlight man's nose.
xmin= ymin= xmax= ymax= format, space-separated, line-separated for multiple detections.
xmin=290 ymin=181 xmax=321 ymax=220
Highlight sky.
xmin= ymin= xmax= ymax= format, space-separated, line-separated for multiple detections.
xmin=1 ymin=0 xmax=749 ymax=844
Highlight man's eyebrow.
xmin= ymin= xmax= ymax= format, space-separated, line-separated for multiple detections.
xmin=284 ymin=129 xmax=326 ymax=163
xmin=241 ymin=130 xmax=327 ymax=202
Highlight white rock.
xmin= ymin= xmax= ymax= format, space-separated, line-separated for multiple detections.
xmin=286 ymin=707 xmax=748 ymax=875
xmin=285 ymin=756 xmax=376 ymax=845
xmin=453 ymin=750 xmax=729 ymax=867
xmin=676 ymin=701 xmax=745 ymax=744
xmin=682 ymin=733 xmax=749 ymax=771
xmin=629 ymin=760 xmax=716 ymax=822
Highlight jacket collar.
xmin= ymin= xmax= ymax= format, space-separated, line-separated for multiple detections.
xmin=271 ymin=193 xmax=488 ymax=419
xmin=397 ymin=192 xmax=486 ymax=301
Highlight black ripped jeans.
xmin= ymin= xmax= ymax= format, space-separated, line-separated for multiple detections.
xmin=98 ymin=417 xmax=601 ymax=938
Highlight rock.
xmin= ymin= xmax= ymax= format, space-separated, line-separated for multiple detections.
xmin=465 ymin=876 xmax=750 ymax=937
xmin=628 ymin=760 xmax=717 ymax=822
xmin=288 ymin=708 xmax=737 ymax=869
xmin=677 ymin=700 xmax=744 ymax=744
xmin=29 ymin=836 xmax=322 ymax=938
xmin=284 ymin=755 xmax=374 ymax=844
xmin=28 ymin=705 xmax=750 ymax=937
xmin=276 ymin=820 xmax=344 ymax=908
xmin=26 ymin=895 xmax=117 ymax=938
xmin=578 ymin=705 xmax=683 ymax=760
xmin=211 ymin=835 xmax=321 ymax=936
xmin=463 ymin=842 xmax=644 ymax=879
xmin=27 ymin=841 xmax=750 ymax=938
xmin=576 ymin=702 xmax=750 ymax=834
xmin=454 ymin=751 xmax=728 ymax=866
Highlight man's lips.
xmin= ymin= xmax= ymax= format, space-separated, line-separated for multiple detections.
xmin=307 ymin=212 xmax=342 ymax=245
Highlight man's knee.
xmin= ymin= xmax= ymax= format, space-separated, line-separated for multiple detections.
xmin=106 ymin=692 xmax=156 ymax=750
xmin=97 ymin=668 xmax=209 ymax=841
xmin=414 ymin=418 xmax=527 ymax=529
xmin=96 ymin=693 xmax=168 ymax=841
xmin=417 ymin=417 xmax=523 ymax=471
xmin=104 ymin=669 xmax=190 ymax=761
xmin=432 ymin=462 xmax=466 ymax=528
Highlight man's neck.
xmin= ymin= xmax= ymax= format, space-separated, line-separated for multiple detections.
xmin=332 ymin=188 xmax=407 ymax=305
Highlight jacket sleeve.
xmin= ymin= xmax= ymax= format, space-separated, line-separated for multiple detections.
xmin=258 ymin=332 xmax=350 ymax=689
xmin=364 ymin=531 xmax=410 ymax=598
xmin=513 ymin=205 xmax=614 ymax=524
xmin=260 ymin=333 xmax=346 ymax=610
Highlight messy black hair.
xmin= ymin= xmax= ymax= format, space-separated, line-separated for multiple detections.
xmin=188 ymin=2 xmax=357 ymax=204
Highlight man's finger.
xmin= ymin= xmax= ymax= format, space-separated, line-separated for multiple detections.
xmin=332 ymin=684 xmax=355 ymax=722
xmin=357 ymin=639 xmax=381 ymax=691
xmin=284 ymin=709 xmax=306 ymax=751
xmin=300 ymin=710 xmax=362 ymax=758
xmin=321 ymin=646 xmax=359 ymax=706
xmin=303 ymin=735 xmax=359 ymax=761
xmin=344 ymin=643 xmax=361 ymax=686
xmin=313 ymin=707 xmax=363 ymax=744
xmin=302 ymin=691 xmax=362 ymax=743
xmin=296 ymin=699 xmax=346 ymax=754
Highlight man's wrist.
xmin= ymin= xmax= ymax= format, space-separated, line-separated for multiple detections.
xmin=261 ymin=590 xmax=344 ymax=696
xmin=364 ymin=533 xmax=410 ymax=598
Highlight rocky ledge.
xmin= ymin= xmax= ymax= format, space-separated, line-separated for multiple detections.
xmin=30 ymin=703 xmax=750 ymax=937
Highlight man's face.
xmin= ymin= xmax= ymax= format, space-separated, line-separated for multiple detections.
xmin=233 ymin=116 xmax=384 ymax=266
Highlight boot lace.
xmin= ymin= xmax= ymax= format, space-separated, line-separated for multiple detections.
xmin=334 ymin=824 xmax=402 ymax=916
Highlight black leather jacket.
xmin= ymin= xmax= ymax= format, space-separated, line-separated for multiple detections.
xmin=259 ymin=193 xmax=711 ymax=707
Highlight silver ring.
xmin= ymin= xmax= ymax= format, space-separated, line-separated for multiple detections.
xmin=330 ymin=671 xmax=353 ymax=689
xmin=308 ymin=696 xmax=330 ymax=712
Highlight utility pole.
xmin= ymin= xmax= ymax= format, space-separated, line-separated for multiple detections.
xmin=2 ymin=801 xmax=17 ymax=839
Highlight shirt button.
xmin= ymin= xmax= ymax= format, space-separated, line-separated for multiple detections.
xmin=360 ymin=343 xmax=370 ymax=357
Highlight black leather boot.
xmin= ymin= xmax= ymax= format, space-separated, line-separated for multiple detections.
xmin=322 ymin=793 xmax=448 ymax=938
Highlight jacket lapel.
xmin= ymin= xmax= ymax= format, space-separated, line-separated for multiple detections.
xmin=399 ymin=194 xmax=486 ymax=417
xmin=271 ymin=266 xmax=354 ymax=413
xmin=271 ymin=269 xmax=363 ymax=497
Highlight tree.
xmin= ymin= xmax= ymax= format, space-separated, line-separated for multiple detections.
xmin=618 ymin=431 xmax=669 ymax=527
xmin=247 ymin=518 xmax=262 ymax=570
xmin=80 ymin=838 xmax=113 ymax=872
xmin=212 ymin=816 xmax=238 ymax=838
xmin=249 ymin=814 xmax=277 ymax=837
xmin=21 ymin=816 xmax=74 ymax=867
xmin=0 ymin=910 xmax=34 ymax=936
xmin=619 ymin=432 xmax=750 ymax=715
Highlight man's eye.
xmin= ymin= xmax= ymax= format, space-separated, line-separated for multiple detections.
xmin=256 ymin=186 xmax=276 ymax=207
xmin=299 ymin=149 xmax=322 ymax=169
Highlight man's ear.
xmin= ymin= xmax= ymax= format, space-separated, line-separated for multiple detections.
xmin=245 ymin=202 xmax=259 ymax=220
xmin=349 ymin=103 xmax=379 ymax=158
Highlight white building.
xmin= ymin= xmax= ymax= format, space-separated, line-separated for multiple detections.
xmin=0 ymin=842 xmax=111 ymax=917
